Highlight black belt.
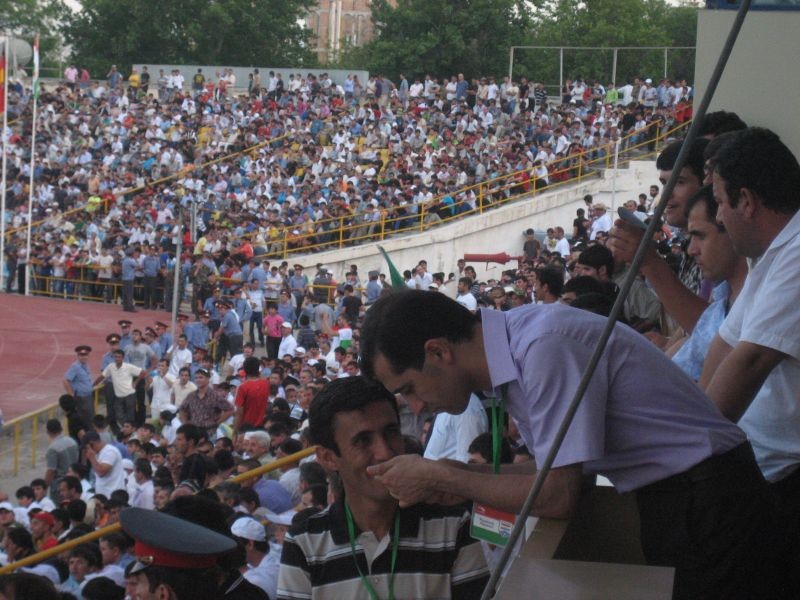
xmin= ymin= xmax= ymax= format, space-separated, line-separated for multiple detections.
xmin=640 ymin=442 xmax=757 ymax=492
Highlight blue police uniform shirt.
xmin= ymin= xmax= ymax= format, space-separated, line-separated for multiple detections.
xmin=203 ymin=297 xmax=221 ymax=320
xmin=221 ymin=311 xmax=242 ymax=335
xmin=672 ymin=282 xmax=730 ymax=381
xmin=122 ymin=256 xmax=137 ymax=281
xmin=366 ymin=280 xmax=382 ymax=304
xmin=119 ymin=333 xmax=133 ymax=351
xmin=142 ymin=255 xmax=160 ymax=277
xmin=158 ymin=332 xmax=173 ymax=356
xmin=65 ymin=361 xmax=93 ymax=396
xmin=101 ymin=352 xmax=116 ymax=371
xmin=235 ymin=297 xmax=252 ymax=323
xmin=249 ymin=266 xmax=267 ymax=289
xmin=149 ymin=341 xmax=163 ymax=361
xmin=184 ymin=322 xmax=210 ymax=350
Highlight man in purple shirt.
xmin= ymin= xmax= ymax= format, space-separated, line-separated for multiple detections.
xmin=360 ymin=290 xmax=786 ymax=599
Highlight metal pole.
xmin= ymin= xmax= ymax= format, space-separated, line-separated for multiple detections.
xmin=24 ymin=36 xmax=39 ymax=296
xmin=559 ymin=48 xmax=563 ymax=96
xmin=0 ymin=34 xmax=9 ymax=292
xmin=170 ymin=207 xmax=183 ymax=336
xmin=612 ymin=48 xmax=618 ymax=85
xmin=480 ymin=2 xmax=754 ymax=597
xmin=508 ymin=47 xmax=515 ymax=87
xmin=664 ymin=47 xmax=668 ymax=79
xmin=610 ymin=137 xmax=620 ymax=212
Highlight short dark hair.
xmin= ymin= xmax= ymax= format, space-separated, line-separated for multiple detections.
xmin=100 ymin=531 xmax=130 ymax=552
xmin=562 ymin=275 xmax=606 ymax=297
xmin=60 ymin=476 xmax=82 ymax=494
xmin=176 ymin=423 xmax=202 ymax=445
xmin=656 ymin=137 xmax=709 ymax=183
xmin=67 ymin=499 xmax=87 ymax=522
xmin=697 ymin=110 xmax=747 ymax=138
xmin=360 ymin=290 xmax=476 ymax=379
xmin=535 ymin=267 xmax=564 ymax=297
xmin=577 ymin=245 xmax=614 ymax=278
xmin=243 ymin=356 xmax=260 ymax=377
xmin=71 ymin=542 xmax=103 ymax=569
xmin=82 ymin=576 xmax=125 ymax=600
xmin=134 ymin=458 xmax=152 ymax=478
xmin=15 ymin=486 xmax=34 ymax=501
xmin=46 ymin=419 xmax=62 ymax=435
xmin=308 ymin=376 xmax=398 ymax=455
xmin=468 ymin=432 xmax=513 ymax=464
xmin=713 ymin=127 xmax=800 ymax=214
xmin=686 ymin=185 xmax=724 ymax=232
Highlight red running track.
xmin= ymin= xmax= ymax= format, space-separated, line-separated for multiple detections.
xmin=0 ymin=294 xmax=172 ymax=420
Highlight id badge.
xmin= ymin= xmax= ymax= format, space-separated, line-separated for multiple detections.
xmin=470 ymin=502 xmax=517 ymax=546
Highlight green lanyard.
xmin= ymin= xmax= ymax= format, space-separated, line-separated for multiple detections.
xmin=491 ymin=384 xmax=508 ymax=474
xmin=344 ymin=503 xmax=401 ymax=600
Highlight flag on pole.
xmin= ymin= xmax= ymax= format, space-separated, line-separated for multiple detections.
xmin=32 ymin=35 xmax=39 ymax=101
xmin=0 ymin=51 xmax=5 ymax=113
xmin=377 ymin=245 xmax=406 ymax=289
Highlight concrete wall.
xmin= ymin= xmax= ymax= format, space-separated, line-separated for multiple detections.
xmin=695 ymin=10 xmax=800 ymax=157
xmin=297 ymin=161 xmax=659 ymax=282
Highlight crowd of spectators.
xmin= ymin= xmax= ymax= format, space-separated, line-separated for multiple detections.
xmin=4 ymin=108 xmax=800 ymax=600
xmin=2 ymin=65 xmax=689 ymax=302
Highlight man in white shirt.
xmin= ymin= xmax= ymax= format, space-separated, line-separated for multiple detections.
xmin=231 ymin=516 xmax=279 ymax=600
xmin=456 ymin=277 xmax=478 ymax=313
xmin=589 ymin=202 xmax=613 ymax=240
xmin=95 ymin=349 xmax=145 ymax=429
xmin=131 ymin=458 xmax=155 ymax=510
xmin=554 ymin=226 xmax=571 ymax=258
xmin=171 ymin=367 xmax=197 ymax=408
xmin=165 ymin=334 xmax=192 ymax=378
xmin=424 ymin=394 xmax=488 ymax=463
xmin=701 ymin=129 xmax=800 ymax=518
xmin=82 ymin=432 xmax=125 ymax=498
xmin=278 ymin=322 xmax=298 ymax=359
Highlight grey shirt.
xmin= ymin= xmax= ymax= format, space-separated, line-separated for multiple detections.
xmin=46 ymin=435 xmax=79 ymax=479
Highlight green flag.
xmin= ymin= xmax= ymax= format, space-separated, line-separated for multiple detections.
xmin=378 ymin=245 xmax=406 ymax=289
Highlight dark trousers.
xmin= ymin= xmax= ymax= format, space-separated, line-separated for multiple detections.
xmin=219 ymin=333 xmax=243 ymax=362
xmin=636 ymin=443 xmax=789 ymax=599
xmin=74 ymin=394 xmax=94 ymax=429
xmin=266 ymin=336 xmax=281 ymax=360
xmin=134 ymin=379 xmax=147 ymax=426
xmin=249 ymin=312 xmax=264 ymax=345
xmin=771 ymin=466 xmax=800 ymax=594
xmin=122 ymin=279 xmax=135 ymax=310
xmin=114 ymin=393 xmax=136 ymax=426
xmin=143 ymin=275 xmax=157 ymax=309
xmin=104 ymin=381 xmax=119 ymax=433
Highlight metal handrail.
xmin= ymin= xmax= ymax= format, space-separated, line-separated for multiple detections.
xmin=0 ymin=445 xmax=317 ymax=574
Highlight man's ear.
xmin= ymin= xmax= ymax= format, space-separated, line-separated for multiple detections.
xmin=423 ymin=337 xmax=454 ymax=366
xmin=738 ymin=187 xmax=759 ymax=220
xmin=316 ymin=446 xmax=339 ymax=473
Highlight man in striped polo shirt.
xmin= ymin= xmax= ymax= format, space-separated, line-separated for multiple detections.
xmin=278 ymin=376 xmax=489 ymax=599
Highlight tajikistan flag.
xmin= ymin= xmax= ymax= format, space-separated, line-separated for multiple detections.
xmin=32 ymin=35 xmax=39 ymax=100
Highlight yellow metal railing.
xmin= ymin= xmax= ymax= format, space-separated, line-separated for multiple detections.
xmin=1 ymin=387 xmax=103 ymax=478
xmin=239 ymin=119 xmax=691 ymax=260
xmin=0 ymin=445 xmax=317 ymax=574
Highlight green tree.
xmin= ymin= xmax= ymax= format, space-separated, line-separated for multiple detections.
xmin=339 ymin=0 xmax=533 ymax=80
xmin=0 ymin=0 xmax=69 ymax=70
xmin=516 ymin=0 xmax=698 ymax=90
xmin=64 ymin=0 xmax=316 ymax=77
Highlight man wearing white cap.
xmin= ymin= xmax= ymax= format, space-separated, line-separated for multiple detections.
xmin=231 ymin=515 xmax=279 ymax=600
xmin=278 ymin=322 xmax=297 ymax=359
